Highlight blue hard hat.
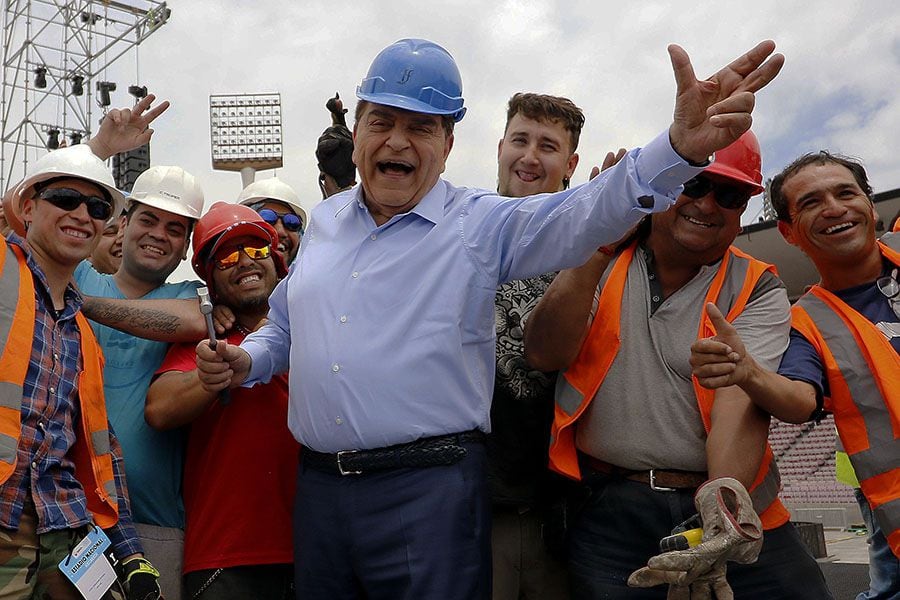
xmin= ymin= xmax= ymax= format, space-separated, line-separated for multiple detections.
xmin=357 ymin=38 xmax=466 ymax=122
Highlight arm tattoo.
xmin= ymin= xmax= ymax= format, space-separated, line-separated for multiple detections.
xmin=82 ymin=297 xmax=181 ymax=335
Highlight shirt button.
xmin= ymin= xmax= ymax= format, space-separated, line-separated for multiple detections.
xmin=53 ymin=353 xmax=60 ymax=361
xmin=652 ymin=295 xmax=661 ymax=303
xmin=335 ymin=416 xmax=343 ymax=425
xmin=332 ymin=364 xmax=340 ymax=373
xmin=351 ymin=271 xmax=359 ymax=278
xmin=31 ymin=461 xmax=37 ymax=469
xmin=370 ymin=234 xmax=377 ymax=241
xmin=48 ymin=387 xmax=55 ymax=394
xmin=38 ymin=422 xmax=45 ymax=430
xmin=340 ymin=315 xmax=348 ymax=323
xmin=648 ymin=273 xmax=656 ymax=280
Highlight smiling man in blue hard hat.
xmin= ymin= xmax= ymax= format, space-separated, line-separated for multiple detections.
xmin=196 ymin=38 xmax=785 ymax=599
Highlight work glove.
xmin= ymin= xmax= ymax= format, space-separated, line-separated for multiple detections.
xmin=118 ymin=556 xmax=162 ymax=600
xmin=627 ymin=477 xmax=763 ymax=599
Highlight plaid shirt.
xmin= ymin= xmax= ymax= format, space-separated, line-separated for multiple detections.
xmin=0 ymin=235 xmax=142 ymax=558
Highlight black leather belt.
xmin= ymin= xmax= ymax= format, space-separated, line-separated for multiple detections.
xmin=584 ymin=456 xmax=707 ymax=491
xmin=303 ymin=430 xmax=485 ymax=476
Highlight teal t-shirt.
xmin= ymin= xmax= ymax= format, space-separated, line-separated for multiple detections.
xmin=75 ymin=261 xmax=200 ymax=528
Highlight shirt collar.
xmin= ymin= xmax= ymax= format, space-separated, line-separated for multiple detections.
xmin=349 ymin=179 xmax=447 ymax=226
xmin=5 ymin=232 xmax=84 ymax=314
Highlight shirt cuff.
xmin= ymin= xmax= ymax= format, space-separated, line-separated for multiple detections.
xmin=634 ymin=129 xmax=711 ymax=212
xmin=241 ymin=338 xmax=271 ymax=386
xmin=106 ymin=522 xmax=144 ymax=559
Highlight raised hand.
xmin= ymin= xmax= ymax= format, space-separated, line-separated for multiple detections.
xmin=88 ymin=93 xmax=170 ymax=160
xmin=690 ymin=303 xmax=751 ymax=389
xmin=668 ymin=41 xmax=784 ymax=164
xmin=589 ymin=147 xmax=628 ymax=181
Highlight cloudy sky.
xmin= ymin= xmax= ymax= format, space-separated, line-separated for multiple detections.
xmin=22 ymin=0 xmax=900 ymax=280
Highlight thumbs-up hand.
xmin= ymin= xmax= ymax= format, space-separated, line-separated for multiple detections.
xmin=690 ymin=303 xmax=752 ymax=389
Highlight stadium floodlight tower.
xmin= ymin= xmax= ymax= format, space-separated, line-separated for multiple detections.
xmin=0 ymin=0 xmax=170 ymax=192
xmin=209 ymin=92 xmax=283 ymax=189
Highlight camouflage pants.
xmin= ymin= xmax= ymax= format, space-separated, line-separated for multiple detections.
xmin=0 ymin=501 xmax=124 ymax=600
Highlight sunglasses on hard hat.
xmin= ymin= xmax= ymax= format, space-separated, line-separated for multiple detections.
xmin=38 ymin=188 xmax=113 ymax=221
xmin=214 ymin=244 xmax=272 ymax=270
xmin=257 ymin=208 xmax=303 ymax=233
xmin=681 ymin=176 xmax=751 ymax=210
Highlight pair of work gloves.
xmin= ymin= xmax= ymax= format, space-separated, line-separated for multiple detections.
xmin=118 ymin=556 xmax=163 ymax=600
xmin=628 ymin=477 xmax=764 ymax=600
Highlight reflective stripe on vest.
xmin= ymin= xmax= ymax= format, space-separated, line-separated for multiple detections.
xmin=793 ymin=290 xmax=900 ymax=555
xmin=796 ymin=293 xmax=899 ymax=482
xmin=551 ymin=244 xmax=788 ymax=528
xmin=0 ymin=239 xmax=119 ymax=526
xmin=0 ymin=243 xmax=32 ymax=467
xmin=790 ymin=237 xmax=900 ymax=556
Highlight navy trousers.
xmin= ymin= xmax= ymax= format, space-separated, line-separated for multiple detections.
xmin=568 ymin=475 xmax=834 ymax=599
xmin=293 ymin=441 xmax=491 ymax=600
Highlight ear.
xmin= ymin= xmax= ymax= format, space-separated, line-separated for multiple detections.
xmin=566 ymin=152 xmax=580 ymax=180
xmin=497 ymin=138 xmax=504 ymax=162
xmin=351 ymin=123 xmax=359 ymax=166
xmin=777 ymin=220 xmax=797 ymax=247
xmin=443 ymin=133 xmax=454 ymax=161
xmin=21 ymin=195 xmax=35 ymax=227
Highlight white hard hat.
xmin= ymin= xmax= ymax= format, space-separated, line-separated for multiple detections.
xmin=129 ymin=165 xmax=204 ymax=221
xmin=16 ymin=145 xmax=126 ymax=220
xmin=237 ymin=178 xmax=308 ymax=226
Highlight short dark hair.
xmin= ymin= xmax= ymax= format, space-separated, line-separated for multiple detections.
xmin=354 ymin=100 xmax=455 ymax=138
xmin=769 ymin=152 xmax=873 ymax=223
xmin=504 ymin=93 xmax=585 ymax=154
xmin=124 ymin=200 xmax=195 ymax=236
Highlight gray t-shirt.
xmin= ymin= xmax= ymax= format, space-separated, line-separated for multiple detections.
xmin=574 ymin=246 xmax=790 ymax=471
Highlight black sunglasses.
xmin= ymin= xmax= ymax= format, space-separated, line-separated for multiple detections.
xmin=258 ymin=208 xmax=303 ymax=233
xmin=38 ymin=187 xmax=113 ymax=221
xmin=681 ymin=176 xmax=751 ymax=210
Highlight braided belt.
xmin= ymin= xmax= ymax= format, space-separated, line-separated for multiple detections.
xmin=303 ymin=430 xmax=485 ymax=476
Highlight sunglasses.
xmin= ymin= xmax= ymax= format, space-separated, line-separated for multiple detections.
xmin=877 ymin=268 xmax=900 ymax=319
xmin=38 ymin=188 xmax=113 ymax=221
xmin=214 ymin=244 xmax=272 ymax=270
xmin=681 ymin=176 xmax=752 ymax=210
xmin=258 ymin=208 xmax=303 ymax=233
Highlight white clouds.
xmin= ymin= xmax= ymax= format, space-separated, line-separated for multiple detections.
xmin=79 ymin=0 xmax=900 ymax=281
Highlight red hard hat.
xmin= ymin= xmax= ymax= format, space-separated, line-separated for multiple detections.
xmin=704 ymin=131 xmax=764 ymax=195
xmin=191 ymin=201 xmax=287 ymax=283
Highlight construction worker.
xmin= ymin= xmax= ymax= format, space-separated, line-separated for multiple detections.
xmin=75 ymin=163 xmax=205 ymax=600
xmin=489 ymin=92 xmax=598 ymax=600
xmin=316 ymin=92 xmax=356 ymax=198
xmin=690 ymin=152 xmax=899 ymax=598
xmin=525 ymin=132 xmax=833 ymax=599
xmin=145 ymin=202 xmax=298 ymax=599
xmin=237 ymin=178 xmax=307 ymax=265
xmin=0 ymin=145 xmax=160 ymax=599
xmin=196 ymin=37 xmax=785 ymax=600
xmin=89 ymin=217 xmax=124 ymax=274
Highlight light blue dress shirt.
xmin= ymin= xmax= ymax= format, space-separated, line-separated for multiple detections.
xmin=243 ymin=130 xmax=705 ymax=452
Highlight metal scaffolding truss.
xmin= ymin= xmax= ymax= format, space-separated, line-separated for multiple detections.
xmin=1 ymin=0 xmax=169 ymax=191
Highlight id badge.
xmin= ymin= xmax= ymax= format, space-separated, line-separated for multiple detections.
xmin=58 ymin=526 xmax=117 ymax=600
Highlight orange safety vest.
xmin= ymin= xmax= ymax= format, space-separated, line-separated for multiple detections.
xmin=549 ymin=242 xmax=790 ymax=530
xmin=790 ymin=234 xmax=900 ymax=557
xmin=0 ymin=239 xmax=119 ymax=528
